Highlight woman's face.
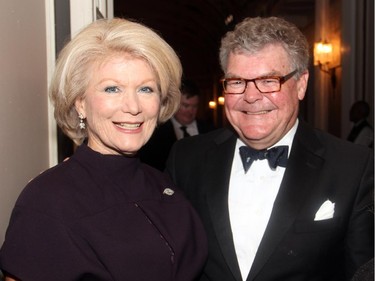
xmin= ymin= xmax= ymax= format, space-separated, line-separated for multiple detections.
xmin=75 ymin=54 xmax=161 ymax=156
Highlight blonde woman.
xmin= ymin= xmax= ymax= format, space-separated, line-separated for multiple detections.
xmin=0 ymin=18 xmax=207 ymax=281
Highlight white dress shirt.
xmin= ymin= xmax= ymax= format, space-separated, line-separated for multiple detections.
xmin=353 ymin=121 xmax=374 ymax=147
xmin=171 ymin=117 xmax=199 ymax=140
xmin=228 ymin=120 xmax=298 ymax=281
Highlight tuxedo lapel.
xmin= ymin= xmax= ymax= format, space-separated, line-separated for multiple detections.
xmin=247 ymin=122 xmax=325 ymax=281
xmin=204 ymin=130 xmax=243 ymax=281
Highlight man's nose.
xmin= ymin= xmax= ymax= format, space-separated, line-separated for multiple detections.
xmin=243 ymin=81 xmax=263 ymax=103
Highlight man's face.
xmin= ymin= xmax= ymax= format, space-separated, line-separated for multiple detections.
xmin=174 ymin=94 xmax=199 ymax=125
xmin=224 ymin=44 xmax=308 ymax=149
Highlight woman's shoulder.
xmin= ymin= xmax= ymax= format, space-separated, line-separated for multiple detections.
xmin=23 ymin=158 xmax=80 ymax=192
xmin=14 ymin=159 xmax=86 ymax=218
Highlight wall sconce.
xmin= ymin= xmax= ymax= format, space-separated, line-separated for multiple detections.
xmin=209 ymin=101 xmax=217 ymax=109
xmin=218 ymin=96 xmax=225 ymax=105
xmin=313 ymin=39 xmax=341 ymax=89
xmin=314 ymin=40 xmax=333 ymax=69
xmin=209 ymin=97 xmax=225 ymax=109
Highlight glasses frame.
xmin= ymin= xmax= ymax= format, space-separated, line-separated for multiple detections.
xmin=221 ymin=69 xmax=298 ymax=94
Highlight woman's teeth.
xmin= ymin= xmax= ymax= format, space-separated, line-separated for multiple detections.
xmin=115 ymin=123 xmax=141 ymax=129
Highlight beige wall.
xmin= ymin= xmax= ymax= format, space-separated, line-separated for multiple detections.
xmin=0 ymin=0 xmax=114 ymax=244
xmin=0 ymin=1 xmax=51 ymax=243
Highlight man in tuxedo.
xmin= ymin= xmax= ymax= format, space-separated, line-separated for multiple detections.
xmin=140 ymin=79 xmax=215 ymax=170
xmin=347 ymin=101 xmax=374 ymax=148
xmin=166 ymin=17 xmax=374 ymax=281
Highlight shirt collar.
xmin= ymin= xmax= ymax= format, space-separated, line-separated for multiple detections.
xmin=237 ymin=119 xmax=298 ymax=157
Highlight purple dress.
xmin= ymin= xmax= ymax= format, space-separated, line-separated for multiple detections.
xmin=0 ymin=144 xmax=207 ymax=280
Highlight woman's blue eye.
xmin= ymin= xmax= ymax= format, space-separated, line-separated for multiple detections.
xmin=139 ymin=86 xmax=154 ymax=94
xmin=105 ymin=86 xmax=120 ymax=93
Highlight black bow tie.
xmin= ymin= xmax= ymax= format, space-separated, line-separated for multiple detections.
xmin=180 ymin=126 xmax=190 ymax=138
xmin=239 ymin=145 xmax=289 ymax=172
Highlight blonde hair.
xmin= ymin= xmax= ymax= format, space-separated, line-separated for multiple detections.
xmin=50 ymin=18 xmax=182 ymax=144
xmin=220 ymin=17 xmax=310 ymax=77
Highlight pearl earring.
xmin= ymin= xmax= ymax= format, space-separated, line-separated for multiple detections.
xmin=78 ymin=113 xmax=86 ymax=130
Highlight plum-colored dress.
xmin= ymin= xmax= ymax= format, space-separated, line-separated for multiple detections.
xmin=0 ymin=144 xmax=207 ymax=281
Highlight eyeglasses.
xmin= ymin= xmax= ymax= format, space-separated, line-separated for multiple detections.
xmin=221 ymin=69 xmax=298 ymax=95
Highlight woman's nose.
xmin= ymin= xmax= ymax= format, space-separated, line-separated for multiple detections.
xmin=121 ymin=92 xmax=141 ymax=115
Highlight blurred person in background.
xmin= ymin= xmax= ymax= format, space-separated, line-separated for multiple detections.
xmin=140 ymin=78 xmax=215 ymax=171
xmin=347 ymin=100 xmax=373 ymax=148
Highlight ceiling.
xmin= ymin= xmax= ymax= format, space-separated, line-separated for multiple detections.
xmin=114 ymin=0 xmax=315 ymax=94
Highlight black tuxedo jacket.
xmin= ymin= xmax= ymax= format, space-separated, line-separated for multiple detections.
xmin=140 ymin=119 xmax=215 ymax=171
xmin=166 ymin=121 xmax=374 ymax=281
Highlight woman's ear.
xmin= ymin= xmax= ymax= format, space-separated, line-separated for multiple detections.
xmin=74 ymin=98 xmax=86 ymax=117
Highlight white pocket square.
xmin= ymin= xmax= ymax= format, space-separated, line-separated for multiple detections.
xmin=314 ymin=200 xmax=335 ymax=221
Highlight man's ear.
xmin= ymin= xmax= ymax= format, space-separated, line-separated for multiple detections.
xmin=297 ymin=70 xmax=309 ymax=101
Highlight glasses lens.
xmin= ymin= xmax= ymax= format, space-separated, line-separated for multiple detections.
xmin=255 ymin=78 xmax=280 ymax=93
xmin=224 ymin=79 xmax=245 ymax=94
